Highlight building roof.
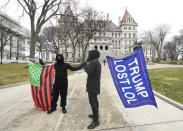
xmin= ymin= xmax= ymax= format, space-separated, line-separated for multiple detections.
xmin=105 ymin=21 xmax=121 ymax=31
xmin=121 ymin=9 xmax=137 ymax=24
xmin=60 ymin=6 xmax=75 ymax=21
xmin=0 ymin=11 xmax=30 ymax=38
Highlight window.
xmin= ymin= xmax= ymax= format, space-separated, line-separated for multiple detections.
xmin=124 ymin=27 xmax=127 ymax=30
xmin=112 ymin=33 xmax=114 ymax=36
xmin=129 ymin=33 xmax=131 ymax=38
xmin=133 ymin=33 xmax=136 ymax=38
xmin=124 ymin=33 xmax=126 ymax=38
xmin=94 ymin=46 xmax=98 ymax=50
xmin=128 ymin=27 xmax=131 ymax=30
xmin=129 ymin=40 xmax=131 ymax=44
xmin=133 ymin=27 xmax=135 ymax=30
xmin=105 ymin=46 xmax=108 ymax=50
xmin=100 ymin=46 xmax=103 ymax=50
xmin=115 ymin=33 xmax=117 ymax=38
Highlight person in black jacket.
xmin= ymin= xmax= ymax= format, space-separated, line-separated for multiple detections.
xmin=82 ymin=50 xmax=101 ymax=129
xmin=40 ymin=54 xmax=82 ymax=114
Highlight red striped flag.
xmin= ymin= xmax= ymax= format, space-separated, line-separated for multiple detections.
xmin=28 ymin=63 xmax=54 ymax=111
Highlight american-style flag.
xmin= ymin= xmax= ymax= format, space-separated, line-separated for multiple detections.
xmin=28 ymin=62 xmax=54 ymax=111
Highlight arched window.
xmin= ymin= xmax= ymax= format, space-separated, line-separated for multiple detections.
xmin=94 ymin=46 xmax=98 ymax=50
xmin=100 ymin=46 xmax=103 ymax=50
xmin=105 ymin=46 xmax=108 ymax=50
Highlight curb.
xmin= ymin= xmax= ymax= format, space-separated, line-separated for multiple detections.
xmin=0 ymin=71 xmax=84 ymax=89
xmin=153 ymin=91 xmax=183 ymax=111
xmin=0 ymin=82 xmax=30 ymax=89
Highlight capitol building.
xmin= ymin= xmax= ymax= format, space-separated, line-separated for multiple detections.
xmin=88 ymin=9 xmax=138 ymax=60
xmin=59 ymin=7 xmax=153 ymax=62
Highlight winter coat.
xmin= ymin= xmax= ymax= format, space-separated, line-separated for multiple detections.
xmin=84 ymin=50 xmax=101 ymax=94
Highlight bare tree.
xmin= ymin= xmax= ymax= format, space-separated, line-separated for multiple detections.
xmin=143 ymin=24 xmax=170 ymax=62
xmin=144 ymin=30 xmax=159 ymax=61
xmin=155 ymin=24 xmax=170 ymax=61
xmin=3 ymin=0 xmax=66 ymax=61
xmin=80 ymin=7 xmax=107 ymax=61
xmin=163 ymin=41 xmax=176 ymax=60
xmin=42 ymin=25 xmax=61 ymax=55
xmin=37 ymin=34 xmax=46 ymax=59
xmin=58 ymin=4 xmax=84 ymax=62
xmin=164 ymin=30 xmax=183 ymax=60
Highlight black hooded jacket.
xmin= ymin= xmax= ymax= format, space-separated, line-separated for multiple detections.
xmin=84 ymin=50 xmax=101 ymax=94
xmin=54 ymin=54 xmax=82 ymax=84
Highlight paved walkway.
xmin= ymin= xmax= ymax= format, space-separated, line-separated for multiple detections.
xmin=0 ymin=64 xmax=183 ymax=131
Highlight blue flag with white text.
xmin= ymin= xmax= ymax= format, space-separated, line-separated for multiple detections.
xmin=106 ymin=46 xmax=157 ymax=108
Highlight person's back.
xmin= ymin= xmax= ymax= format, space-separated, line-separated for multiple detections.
xmin=83 ymin=50 xmax=101 ymax=129
xmin=86 ymin=59 xmax=101 ymax=94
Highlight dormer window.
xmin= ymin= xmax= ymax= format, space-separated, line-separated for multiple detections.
xmin=127 ymin=18 xmax=132 ymax=23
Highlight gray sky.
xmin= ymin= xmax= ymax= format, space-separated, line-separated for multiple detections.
xmin=80 ymin=0 xmax=183 ymax=40
xmin=1 ymin=0 xmax=183 ymax=40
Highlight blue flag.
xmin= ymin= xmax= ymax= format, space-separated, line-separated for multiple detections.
xmin=106 ymin=46 xmax=157 ymax=108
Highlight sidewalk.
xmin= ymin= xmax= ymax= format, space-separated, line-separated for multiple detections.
xmin=0 ymin=64 xmax=183 ymax=131
xmin=0 ymin=68 xmax=132 ymax=131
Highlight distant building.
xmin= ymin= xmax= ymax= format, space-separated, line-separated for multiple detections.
xmin=0 ymin=11 xmax=30 ymax=63
xmin=43 ymin=7 xmax=154 ymax=62
xmin=89 ymin=9 xmax=138 ymax=60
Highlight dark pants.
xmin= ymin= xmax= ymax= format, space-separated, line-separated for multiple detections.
xmin=51 ymin=82 xmax=68 ymax=109
xmin=88 ymin=93 xmax=99 ymax=121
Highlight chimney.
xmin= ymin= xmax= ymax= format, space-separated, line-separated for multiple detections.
xmin=118 ymin=16 xmax=121 ymax=26
xmin=107 ymin=13 xmax=109 ymax=22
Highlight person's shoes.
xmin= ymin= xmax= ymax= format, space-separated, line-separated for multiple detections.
xmin=62 ymin=107 xmax=67 ymax=114
xmin=47 ymin=108 xmax=56 ymax=114
xmin=88 ymin=114 xmax=94 ymax=118
xmin=87 ymin=120 xmax=100 ymax=129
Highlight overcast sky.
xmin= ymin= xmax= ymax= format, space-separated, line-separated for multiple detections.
xmin=1 ymin=0 xmax=183 ymax=41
